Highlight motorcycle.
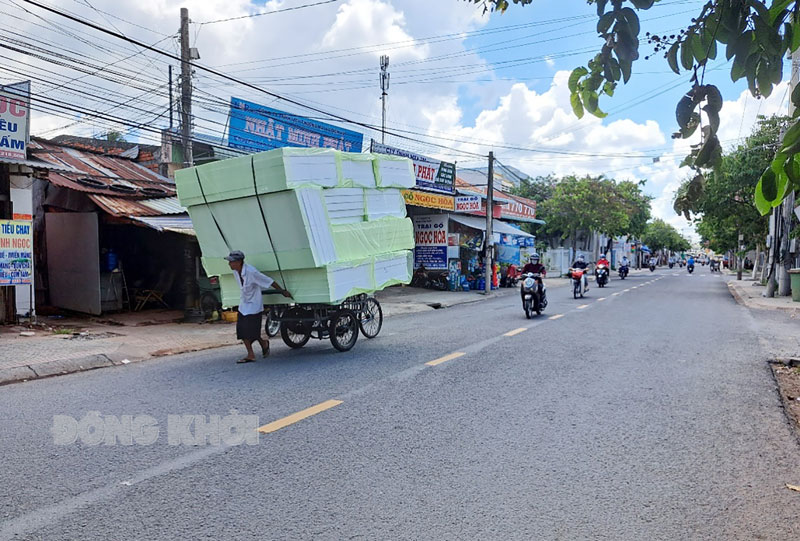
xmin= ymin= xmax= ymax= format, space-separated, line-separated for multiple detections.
xmin=521 ymin=272 xmax=547 ymax=319
xmin=710 ymin=260 xmax=720 ymax=272
xmin=618 ymin=264 xmax=629 ymax=280
xmin=569 ymin=267 xmax=586 ymax=299
xmin=688 ymin=263 xmax=694 ymax=274
xmin=668 ymin=261 xmax=674 ymax=269
xmin=649 ymin=262 xmax=656 ymax=272
xmin=595 ymin=263 xmax=609 ymax=288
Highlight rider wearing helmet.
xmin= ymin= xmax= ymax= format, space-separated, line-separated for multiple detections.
xmin=520 ymin=253 xmax=546 ymax=306
xmin=596 ymin=253 xmax=610 ymax=269
xmin=571 ymin=253 xmax=589 ymax=289
xmin=521 ymin=253 xmax=546 ymax=276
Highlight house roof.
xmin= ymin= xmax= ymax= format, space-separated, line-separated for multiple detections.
xmin=31 ymin=139 xmax=175 ymax=199
xmin=88 ymin=196 xmax=185 ymax=217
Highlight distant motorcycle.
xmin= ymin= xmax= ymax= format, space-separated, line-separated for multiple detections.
xmin=618 ymin=264 xmax=629 ymax=280
xmin=710 ymin=260 xmax=720 ymax=272
xmin=688 ymin=264 xmax=694 ymax=274
xmin=595 ymin=263 xmax=609 ymax=288
xmin=520 ymin=272 xmax=547 ymax=319
xmin=569 ymin=267 xmax=587 ymax=299
xmin=668 ymin=261 xmax=674 ymax=269
xmin=649 ymin=262 xmax=656 ymax=272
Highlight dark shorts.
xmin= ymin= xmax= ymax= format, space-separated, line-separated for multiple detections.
xmin=236 ymin=312 xmax=263 ymax=341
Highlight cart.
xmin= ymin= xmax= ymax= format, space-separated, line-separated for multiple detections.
xmin=264 ymin=294 xmax=383 ymax=352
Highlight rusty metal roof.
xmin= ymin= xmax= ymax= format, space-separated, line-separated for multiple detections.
xmin=88 ymin=195 xmax=185 ymax=217
xmin=31 ymin=139 xmax=174 ymax=196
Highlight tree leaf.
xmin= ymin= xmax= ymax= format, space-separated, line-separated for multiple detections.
xmin=760 ymin=167 xmax=778 ymax=201
xmin=619 ymin=7 xmax=639 ymax=37
xmin=597 ymin=11 xmax=615 ymax=34
xmin=691 ymin=32 xmax=707 ymax=62
xmin=756 ymin=59 xmax=773 ymax=97
xmin=769 ymin=0 xmax=793 ymax=24
xmin=619 ymin=57 xmax=632 ymax=83
xmin=570 ymin=92 xmax=584 ymax=118
xmin=754 ymin=176 xmax=772 ymax=215
xmin=603 ymin=81 xmax=615 ymax=96
xmin=596 ymin=0 xmax=608 ymax=16
xmin=676 ymin=93 xmax=695 ymax=128
xmin=780 ymin=119 xmax=800 ymax=150
xmin=667 ymin=42 xmax=680 ymax=74
xmin=681 ymin=39 xmax=695 ymax=70
xmin=630 ymin=0 xmax=654 ymax=9
xmin=568 ymin=67 xmax=588 ymax=93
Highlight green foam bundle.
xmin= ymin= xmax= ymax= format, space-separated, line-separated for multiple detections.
xmin=175 ymin=147 xmax=416 ymax=306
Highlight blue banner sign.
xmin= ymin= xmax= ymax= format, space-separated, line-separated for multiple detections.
xmin=228 ymin=97 xmax=364 ymax=153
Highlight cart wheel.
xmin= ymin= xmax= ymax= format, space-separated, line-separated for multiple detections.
xmin=265 ymin=310 xmax=281 ymax=337
xmin=280 ymin=307 xmax=311 ymax=349
xmin=359 ymin=297 xmax=383 ymax=338
xmin=329 ymin=310 xmax=358 ymax=352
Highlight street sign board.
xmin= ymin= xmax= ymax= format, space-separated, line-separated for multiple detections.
xmin=0 ymin=219 xmax=32 ymax=285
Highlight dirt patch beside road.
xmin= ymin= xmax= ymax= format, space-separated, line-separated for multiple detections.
xmin=773 ymin=362 xmax=800 ymax=440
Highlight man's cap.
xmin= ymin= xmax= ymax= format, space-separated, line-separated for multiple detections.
xmin=224 ymin=250 xmax=245 ymax=262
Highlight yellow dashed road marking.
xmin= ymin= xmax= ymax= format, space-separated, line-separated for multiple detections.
xmin=597 ymin=297 xmax=606 ymax=301
xmin=258 ymin=399 xmax=343 ymax=434
xmin=426 ymin=352 xmax=466 ymax=367
xmin=504 ymin=327 xmax=528 ymax=337
xmin=549 ymin=314 xmax=564 ymax=320
xmin=577 ymin=304 xmax=590 ymax=309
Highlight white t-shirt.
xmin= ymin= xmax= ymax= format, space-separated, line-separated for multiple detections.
xmin=234 ymin=263 xmax=275 ymax=316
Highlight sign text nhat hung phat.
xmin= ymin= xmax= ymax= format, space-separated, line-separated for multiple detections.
xmin=0 ymin=220 xmax=33 ymax=285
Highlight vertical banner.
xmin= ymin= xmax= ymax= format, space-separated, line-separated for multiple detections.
xmin=0 ymin=220 xmax=33 ymax=285
xmin=412 ymin=214 xmax=448 ymax=270
xmin=0 ymin=81 xmax=30 ymax=160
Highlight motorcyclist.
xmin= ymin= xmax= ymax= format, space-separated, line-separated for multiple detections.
xmin=521 ymin=254 xmax=546 ymax=305
xmin=687 ymin=255 xmax=695 ymax=269
xmin=620 ymin=255 xmax=630 ymax=267
xmin=571 ymin=254 xmax=589 ymax=290
xmin=596 ymin=253 xmax=610 ymax=269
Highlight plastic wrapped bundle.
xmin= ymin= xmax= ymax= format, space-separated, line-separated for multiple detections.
xmin=339 ymin=153 xmax=377 ymax=188
xmin=176 ymin=147 xmax=341 ymax=206
xmin=373 ymin=154 xmax=416 ymax=188
xmin=366 ymin=189 xmax=406 ymax=220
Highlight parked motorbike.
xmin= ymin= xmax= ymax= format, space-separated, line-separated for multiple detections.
xmin=618 ymin=264 xmax=629 ymax=279
xmin=569 ymin=267 xmax=586 ymax=299
xmin=411 ymin=266 xmax=448 ymax=291
xmin=595 ymin=263 xmax=609 ymax=288
xmin=521 ymin=272 xmax=547 ymax=319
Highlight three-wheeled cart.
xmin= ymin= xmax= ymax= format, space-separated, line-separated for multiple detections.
xmin=264 ymin=294 xmax=383 ymax=352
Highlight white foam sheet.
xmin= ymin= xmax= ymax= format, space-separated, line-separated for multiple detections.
xmin=366 ymin=189 xmax=406 ymax=220
xmin=374 ymin=155 xmax=415 ymax=188
xmin=340 ymin=155 xmax=376 ymax=188
xmin=323 ymin=188 xmax=365 ymax=225
xmin=374 ymin=251 xmax=413 ymax=289
xmin=329 ymin=259 xmax=374 ymax=302
xmin=282 ymin=151 xmax=340 ymax=188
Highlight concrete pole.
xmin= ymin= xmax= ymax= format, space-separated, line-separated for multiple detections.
xmin=484 ymin=152 xmax=494 ymax=294
xmin=778 ymin=43 xmax=800 ymax=294
xmin=180 ymin=7 xmax=193 ymax=168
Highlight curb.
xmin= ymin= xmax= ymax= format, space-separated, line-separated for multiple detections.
xmin=727 ymin=282 xmax=800 ymax=313
xmin=0 ymin=353 xmax=116 ymax=386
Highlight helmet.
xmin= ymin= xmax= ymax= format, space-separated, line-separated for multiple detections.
xmin=530 ymin=253 xmax=540 ymax=262
xmin=577 ymin=254 xmax=585 ymax=262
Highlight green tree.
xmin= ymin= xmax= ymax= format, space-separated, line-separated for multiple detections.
xmin=674 ymin=115 xmax=781 ymax=253
xmin=642 ymin=218 xmax=691 ymax=253
xmin=472 ymin=0 xmax=800 ymax=213
xmin=539 ymin=175 xmax=651 ymax=253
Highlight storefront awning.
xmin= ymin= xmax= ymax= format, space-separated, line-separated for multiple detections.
xmin=449 ymin=214 xmax=535 ymax=238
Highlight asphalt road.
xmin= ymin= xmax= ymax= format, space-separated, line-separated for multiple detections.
xmin=1 ymin=266 xmax=799 ymax=540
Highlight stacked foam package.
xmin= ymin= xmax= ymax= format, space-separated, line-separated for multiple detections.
xmin=175 ymin=147 xmax=416 ymax=307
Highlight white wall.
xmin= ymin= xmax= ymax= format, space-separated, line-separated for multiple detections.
xmin=10 ymin=173 xmax=34 ymax=316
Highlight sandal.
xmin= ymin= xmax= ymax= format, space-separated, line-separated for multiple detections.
xmin=237 ymin=357 xmax=256 ymax=364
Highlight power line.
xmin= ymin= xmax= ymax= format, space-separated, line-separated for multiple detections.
xmin=199 ymin=0 xmax=341 ymax=25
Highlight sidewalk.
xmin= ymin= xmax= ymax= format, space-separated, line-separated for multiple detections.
xmin=725 ymin=275 xmax=800 ymax=313
xmin=0 ymin=278 xmax=571 ymax=386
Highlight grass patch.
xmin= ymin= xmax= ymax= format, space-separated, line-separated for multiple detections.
xmin=52 ymin=328 xmax=75 ymax=335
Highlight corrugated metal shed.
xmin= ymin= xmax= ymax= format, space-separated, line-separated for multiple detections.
xmin=130 ymin=215 xmax=195 ymax=236
xmin=87 ymin=196 xmax=186 ymax=217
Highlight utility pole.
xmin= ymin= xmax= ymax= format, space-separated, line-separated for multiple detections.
xmin=168 ymin=65 xmax=173 ymax=130
xmin=485 ymin=152 xmax=494 ymax=294
xmin=179 ymin=7 xmax=193 ymax=168
xmin=778 ymin=45 xmax=800 ymax=295
xmin=0 ymin=164 xmax=14 ymax=323
xmin=379 ymin=55 xmax=389 ymax=145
